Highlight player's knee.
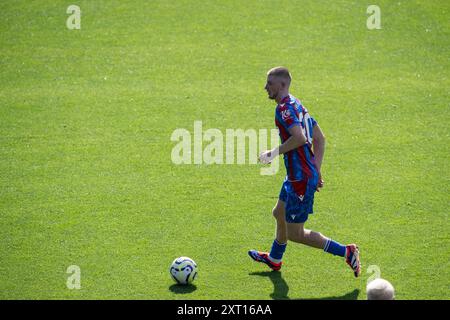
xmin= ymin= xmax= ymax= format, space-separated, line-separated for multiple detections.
xmin=272 ymin=207 xmax=284 ymax=220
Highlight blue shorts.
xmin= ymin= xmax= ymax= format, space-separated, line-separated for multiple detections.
xmin=279 ymin=178 xmax=317 ymax=223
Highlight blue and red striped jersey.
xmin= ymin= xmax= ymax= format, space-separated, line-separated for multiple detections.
xmin=275 ymin=94 xmax=319 ymax=183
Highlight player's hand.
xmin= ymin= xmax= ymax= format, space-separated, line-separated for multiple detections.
xmin=259 ymin=150 xmax=273 ymax=164
xmin=316 ymin=173 xmax=324 ymax=192
xmin=259 ymin=148 xmax=278 ymax=164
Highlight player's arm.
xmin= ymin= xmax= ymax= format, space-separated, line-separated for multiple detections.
xmin=312 ymin=124 xmax=325 ymax=190
xmin=278 ymin=125 xmax=307 ymax=155
xmin=259 ymin=125 xmax=306 ymax=163
xmin=312 ymin=124 xmax=325 ymax=172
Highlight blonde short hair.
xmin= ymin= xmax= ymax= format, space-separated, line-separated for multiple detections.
xmin=267 ymin=66 xmax=292 ymax=83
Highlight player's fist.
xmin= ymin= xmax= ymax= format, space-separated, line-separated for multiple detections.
xmin=259 ymin=148 xmax=278 ymax=164
xmin=259 ymin=150 xmax=272 ymax=164
xmin=316 ymin=173 xmax=324 ymax=191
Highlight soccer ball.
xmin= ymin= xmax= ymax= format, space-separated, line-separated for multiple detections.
xmin=366 ymin=278 xmax=395 ymax=300
xmin=169 ymin=256 xmax=198 ymax=285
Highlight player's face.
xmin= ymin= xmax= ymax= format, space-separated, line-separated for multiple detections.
xmin=264 ymin=76 xmax=282 ymax=100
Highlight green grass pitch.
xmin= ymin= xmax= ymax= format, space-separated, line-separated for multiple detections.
xmin=0 ymin=0 xmax=449 ymax=299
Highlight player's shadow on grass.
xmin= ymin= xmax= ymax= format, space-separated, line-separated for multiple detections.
xmin=249 ymin=271 xmax=359 ymax=300
xmin=169 ymin=284 xmax=197 ymax=294
xmin=249 ymin=271 xmax=289 ymax=300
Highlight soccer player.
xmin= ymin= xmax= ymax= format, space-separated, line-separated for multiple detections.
xmin=248 ymin=67 xmax=361 ymax=277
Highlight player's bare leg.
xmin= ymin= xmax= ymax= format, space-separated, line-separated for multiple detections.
xmin=286 ymin=223 xmax=327 ymax=248
xmin=272 ymin=199 xmax=287 ymax=244
xmin=287 ymin=223 xmax=361 ymax=277
xmin=248 ymin=200 xmax=287 ymax=271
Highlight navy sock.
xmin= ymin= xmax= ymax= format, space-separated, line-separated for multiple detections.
xmin=323 ymin=239 xmax=346 ymax=257
xmin=269 ymin=239 xmax=287 ymax=262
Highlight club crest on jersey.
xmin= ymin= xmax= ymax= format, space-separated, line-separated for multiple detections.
xmin=281 ymin=109 xmax=291 ymax=121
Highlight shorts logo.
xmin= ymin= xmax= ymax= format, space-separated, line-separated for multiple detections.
xmin=291 ymin=214 xmax=296 ymax=220
xmin=298 ymin=195 xmax=304 ymax=201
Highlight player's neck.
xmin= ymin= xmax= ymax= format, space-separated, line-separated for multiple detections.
xmin=276 ymin=92 xmax=290 ymax=104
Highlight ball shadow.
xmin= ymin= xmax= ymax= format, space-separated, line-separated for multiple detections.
xmin=169 ymin=283 xmax=198 ymax=294
xmin=298 ymin=289 xmax=360 ymax=300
